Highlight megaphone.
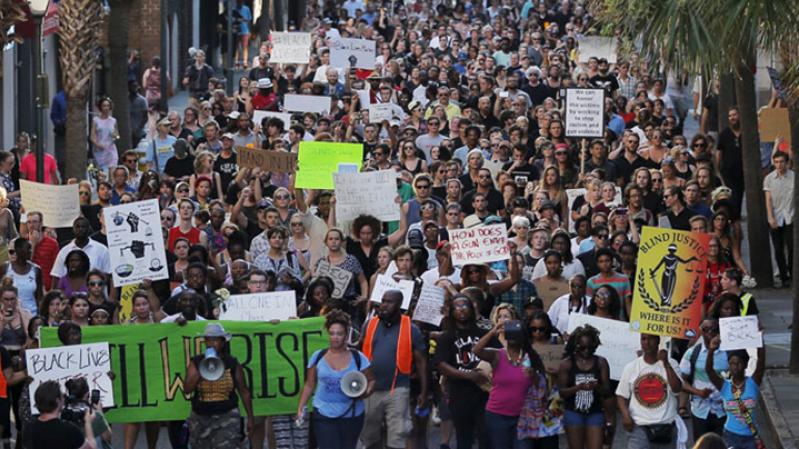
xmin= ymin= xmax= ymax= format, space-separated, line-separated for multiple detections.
xmin=340 ymin=371 xmax=367 ymax=398
xmin=199 ymin=348 xmax=224 ymax=381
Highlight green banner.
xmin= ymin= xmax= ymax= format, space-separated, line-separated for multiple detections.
xmin=41 ymin=319 xmax=328 ymax=423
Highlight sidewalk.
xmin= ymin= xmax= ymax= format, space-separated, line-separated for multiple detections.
xmin=761 ymin=369 xmax=799 ymax=449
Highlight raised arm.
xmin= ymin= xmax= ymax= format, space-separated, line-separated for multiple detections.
xmin=704 ymin=336 xmax=724 ymax=390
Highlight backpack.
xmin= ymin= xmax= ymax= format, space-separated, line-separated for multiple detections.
xmin=312 ymin=348 xmax=363 ymax=418
xmin=684 ymin=344 xmax=702 ymax=384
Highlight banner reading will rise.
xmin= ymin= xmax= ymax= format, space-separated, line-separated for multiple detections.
xmin=629 ymin=227 xmax=709 ymax=339
xmin=41 ymin=319 xmax=328 ymax=423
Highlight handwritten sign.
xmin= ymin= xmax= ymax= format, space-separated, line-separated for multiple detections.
xmin=20 ymin=180 xmax=80 ymax=228
xmin=412 ymin=285 xmax=445 ymax=326
xmin=449 ymin=224 xmax=509 ymax=265
xmin=760 ymin=108 xmax=791 ymax=144
xmin=534 ymin=344 xmax=566 ymax=371
xmin=767 ymin=67 xmax=787 ymax=101
xmin=578 ymin=36 xmax=618 ymax=63
xmin=568 ymin=314 xmax=668 ymax=380
xmin=295 ymin=141 xmax=364 ymax=189
xmin=330 ymin=38 xmax=376 ymax=70
xmin=219 ymin=291 xmax=296 ymax=322
xmin=237 ymin=146 xmax=298 ymax=173
xmin=253 ymin=110 xmax=293 ymax=130
xmin=270 ymin=32 xmax=312 ymax=64
xmin=104 ymin=199 xmax=168 ymax=286
xmin=564 ymin=88 xmax=606 ymax=139
xmin=315 ymin=260 xmax=354 ymax=298
xmin=369 ymin=274 xmax=415 ymax=309
xmin=333 ymin=171 xmax=399 ymax=222
xmin=284 ymin=94 xmax=331 ymax=114
xmin=27 ymin=342 xmax=114 ymax=414
xmin=719 ymin=316 xmax=762 ymax=351
xmin=369 ymin=103 xmax=394 ymax=122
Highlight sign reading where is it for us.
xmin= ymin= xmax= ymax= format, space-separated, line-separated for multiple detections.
xmin=629 ymin=227 xmax=709 ymax=339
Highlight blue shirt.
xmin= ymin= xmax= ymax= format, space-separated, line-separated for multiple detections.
xmin=688 ymin=202 xmax=713 ymax=220
xmin=110 ymin=185 xmax=138 ymax=205
xmin=146 ymin=135 xmax=177 ymax=174
xmin=309 ymin=350 xmax=370 ymax=418
xmin=679 ymin=343 xmax=728 ymax=419
xmin=50 ymin=91 xmax=66 ymax=126
xmin=720 ymin=377 xmax=759 ymax=436
xmin=234 ymin=6 xmax=252 ymax=35
xmin=607 ymin=114 xmax=626 ymax=140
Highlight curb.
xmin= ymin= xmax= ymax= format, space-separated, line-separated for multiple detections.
xmin=760 ymin=371 xmax=797 ymax=449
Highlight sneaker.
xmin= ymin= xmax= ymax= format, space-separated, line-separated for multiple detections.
xmin=431 ymin=405 xmax=441 ymax=425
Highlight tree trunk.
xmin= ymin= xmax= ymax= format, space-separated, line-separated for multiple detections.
xmin=733 ymin=51 xmax=773 ymax=288
xmin=789 ymin=102 xmax=799 ymax=374
xmin=65 ymin=96 xmax=89 ymax=180
xmin=107 ymin=0 xmax=133 ymax=153
xmin=718 ymin=68 xmax=735 ymax=132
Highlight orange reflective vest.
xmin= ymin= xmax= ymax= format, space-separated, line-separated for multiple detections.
xmin=362 ymin=315 xmax=412 ymax=393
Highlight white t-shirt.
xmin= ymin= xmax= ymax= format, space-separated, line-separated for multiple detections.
xmin=50 ymin=239 xmax=112 ymax=279
xmin=161 ymin=313 xmax=207 ymax=323
xmin=420 ymin=266 xmax=461 ymax=286
xmin=547 ymin=293 xmax=591 ymax=334
xmin=616 ymin=357 xmax=681 ymax=426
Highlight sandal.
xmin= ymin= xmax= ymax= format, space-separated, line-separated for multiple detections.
xmin=678 ymin=407 xmax=690 ymax=418
xmin=243 ymin=62 xmax=249 ymax=69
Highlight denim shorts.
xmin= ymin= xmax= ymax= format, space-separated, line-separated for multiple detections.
xmin=562 ymin=410 xmax=605 ymax=427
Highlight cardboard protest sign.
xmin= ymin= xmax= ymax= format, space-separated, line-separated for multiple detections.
xmin=767 ymin=67 xmax=787 ymax=101
xmin=20 ymin=180 xmax=80 ymax=228
xmin=760 ymin=108 xmax=791 ymax=144
xmin=719 ymin=316 xmax=762 ymax=351
xmin=568 ymin=314 xmax=650 ymax=380
xmin=253 ymin=110 xmax=293 ymax=130
xmin=27 ymin=342 xmax=114 ymax=413
xmin=578 ymin=36 xmax=618 ymax=63
xmin=564 ymin=88 xmax=606 ymax=139
xmin=333 ymin=170 xmax=399 ymax=222
xmin=284 ymin=94 xmax=330 ymax=114
xmin=219 ymin=291 xmax=297 ymax=322
xmin=270 ymin=32 xmax=312 ymax=64
xmin=315 ymin=260 xmax=354 ymax=298
xmin=369 ymin=103 xmax=394 ymax=122
xmin=295 ymin=141 xmax=363 ymax=189
xmin=104 ymin=199 xmax=168 ymax=286
xmin=237 ymin=146 xmax=298 ymax=173
xmin=41 ymin=319 xmax=328 ymax=423
xmin=629 ymin=227 xmax=709 ymax=339
xmin=369 ymin=274 xmax=415 ymax=310
xmin=533 ymin=344 xmax=566 ymax=371
xmin=449 ymin=224 xmax=509 ymax=265
xmin=412 ymin=285 xmax=446 ymax=326
xmin=330 ymin=38 xmax=376 ymax=70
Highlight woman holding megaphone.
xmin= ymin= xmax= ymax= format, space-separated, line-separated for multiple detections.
xmin=297 ymin=310 xmax=376 ymax=449
xmin=184 ymin=322 xmax=254 ymax=449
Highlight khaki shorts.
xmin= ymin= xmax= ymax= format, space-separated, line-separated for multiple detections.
xmin=360 ymin=387 xmax=412 ymax=448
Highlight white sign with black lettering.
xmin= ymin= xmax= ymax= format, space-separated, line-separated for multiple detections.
xmin=315 ymin=260 xmax=354 ymax=298
xmin=564 ymin=88 xmax=606 ymax=139
xmin=253 ymin=110 xmax=293 ymax=130
xmin=333 ymin=171 xmax=400 ymax=222
xmin=578 ymin=36 xmax=618 ymax=63
xmin=19 ymin=180 xmax=80 ymax=228
xmin=104 ymin=199 xmax=169 ymax=286
xmin=719 ymin=316 xmax=762 ymax=351
xmin=219 ymin=291 xmax=296 ymax=322
xmin=270 ymin=32 xmax=312 ymax=64
xmin=412 ymin=285 xmax=446 ymax=326
xmin=369 ymin=274 xmax=415 ymax=310
xmin=330 ymin=38 xmax=376 ymax=70
xmin=284 ymin=94 xmax=330 ymax=114
xmin=369 ymin=103 xmax=394 ymax=122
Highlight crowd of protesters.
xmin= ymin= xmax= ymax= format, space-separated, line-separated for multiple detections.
xmin=2 ymin=0 xmax=795 ymax=448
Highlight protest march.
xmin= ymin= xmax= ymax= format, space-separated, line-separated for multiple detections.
xmin=0 ymin=0 xmax=795 ymax=448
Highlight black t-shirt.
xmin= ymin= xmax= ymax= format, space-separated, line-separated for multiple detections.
xmin=502 ymin=161 xmax=540 ymax=188
xmin=703 ymin=93 xmax=719 ymax=132
xmin=433 ymin=327 xmax=488 ymax=397
xmin=346 ymin=236 xmax=388 ymax=281
xmin=590 ymin=74 xmax=620 ymax=95
xmin=666 ymin=206 xmax=693 ymax=231
xmin=213 ymin=152 xmax=238 ymax=194
xmin=613 ymin=154 xmax=657 ymax=185
xmin=24 ymin=419 xmax=85 ymax=449
xmin=163 ymin=155 xmax=196 ymax=181
xmin=460 ymin=188 xmax=505 ymax=216
xmin=716 ymin=128 xmax=743 ymax=182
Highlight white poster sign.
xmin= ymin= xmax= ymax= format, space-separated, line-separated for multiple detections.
xmin=27 ymin=342 xmax=114 ymax=414
xmin=333 ymin=171 xmax=400 ymax=222
xmin=219 ymin=291 xmax=296 ymax=322
xmin=20 ymin=180 xmax=80 ymax=228
xmin=449 ymin=224 xmax=509 ymax=265
xmin=330 ymin=38 xmax=376 ymax=70
xmin=253 ymin=110 xmax=293 ymax=130
xmin=369 ymin=274 xmax=415 ymax=310
xmin=564 ymin=88 xmax=606 ymax=139
xmin=368 ymin=103 xmax=394 ymax=122
xmin=315 ymin=260 xmax=354 ymax=298
xmin=284 ymin=94 xmax=330 ymax=114
xmin=568 ymin=314 xmax=668 ymax=380
xmin=578 ymin=36 xmax=618 ymax=63
xmin=412 ymin=285 xmax=446 ymax=326
xmin=270 ymin=32 xmax=312 ymax=64
xmin=104 ymin=199 xmax=169 ymax=286
xmin=719 ymin=316 xmax=762 ymax=351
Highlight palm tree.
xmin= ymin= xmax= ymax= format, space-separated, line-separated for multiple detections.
xmin=0 ymin=1 xmax=26 ymax=74
xmin=106 ymin=0 xmax=133 ymax=152
xmin=57 ymin=0 xmax=102 ymax=180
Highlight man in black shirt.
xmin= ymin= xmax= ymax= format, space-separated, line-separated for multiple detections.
xmin=24 ymin=380 xmax=96 ymax=449
xmin=503 ymin=145 xmax=540 ymax=195
xmin=590 ymin=58 xmax=620 ymax=98
xmin=664 ymin=185 xmax=693 ymax=231
xmin=163 ymin=138 xmax=195 ymax=183
xmin=460 ymin=168 xmax=504 ymax=216
xmin=715 ymin=107 xmax=745 ymax=211
xmin=213 ymin=133 xmax=238 ymax=194
xmin=613 ymin=133 xmax=656 ymax=186
xmin=248 ymin=51 xmax=275 ymax=83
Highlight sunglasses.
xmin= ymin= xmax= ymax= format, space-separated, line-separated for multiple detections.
xmin=161 ymin=215 xmax=174 ymax=221
xmin=596 ymin=234 xmax=609 ymax=240
xmin=420 ymin=205 xmax=436 ymax=211
xmin=555 ymin=151 xmax=567 ymax=156
xmin=177 ymin=188 xmax=189 ymax=193
xmin=478 ymin=174 xmax=491 ymax=179
xmin=275 ymin=194 xmax=291 ymax=200
xmin=79 ymin=191 xmax=91 ymax=196
xmin=528 ymin=326 xmax=547 ymax=333
xmin=416 ymin=184 xmax=430 ymax=189
xmin=125 ymin=159 xmax=137 ymax=164
xmin=88 ymin=281 xmax=105 ymax=287
xmin=701 ymin=326 xmax=719 ymax=333
xmin=290 ymin=222 xmax=303 ymax=227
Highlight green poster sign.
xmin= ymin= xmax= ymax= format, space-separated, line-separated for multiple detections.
xmin=295 ymin=141 xmax=364 ymax=189
xmin=41 ymin=319 xmax=328 ymax=423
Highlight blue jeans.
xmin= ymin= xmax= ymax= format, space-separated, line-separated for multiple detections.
xmin=485 ymin=410 xmax=532 ymax=449
xmin=312 ymin=411 xmax=364 ymax=449
xmin=723 ymin=430 xmax=758 ymax=449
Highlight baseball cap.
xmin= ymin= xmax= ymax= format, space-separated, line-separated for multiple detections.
xmin=221 ymin=132 xmax=235 ymax=140
xmin=257 ymin=199 xmax=272 ymax=209
xmin=463 ymin=215 xmax=482 ymax=229
xmin=227 ymin=111 xmax=241 ymax=120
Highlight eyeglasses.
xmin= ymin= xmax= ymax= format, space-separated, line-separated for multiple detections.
xmin=453 ymin=303 xmax=470 ymax=310
xmin=161 ymin=216 xmax=174 ymax=221
xmin=429 ymin=122 xmax=440 ymax=126
xmin=275 ymin=194 xmax=291 ymax=200
xmin=120 ymin=200 xmax=133 ymax=204
xmin=651 ymin=179 xmax=663 ymax=183
xmin=7 ymin=249 xmax=14 ymax=255
xmin=596 ymin=234 xmax=609 ymax=240
xmin=555 ymin=151 xmax=567 ymax=156
xmin=416 ymin=184 xmax=430 ymax=189
xmin=79 ymin=191 xmax=91 ymax=196
xmin=248 ymin=279 xmax=268 ymax=286
xmin=694 ymin=143 xmax=706 ymax=148
xmin=125 ymin=159 xmax=137 ymax=164
xmin=177 ymin=188 xmax=189 ymax=193
xmin=420 ymin=204 xmax=436 ymax=211
xmin=701 ymin=326 xmax=719 ymax=333
xmin=88 ymin=281 xmax=105 ymax=287
xmin=529 ymin=326 xmax=547 ymax=333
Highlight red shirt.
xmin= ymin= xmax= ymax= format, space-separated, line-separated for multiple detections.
xmin=32 ymin=235 xmax=59 ymax=291
xmin=168 ymin=227 xmax=202 ymax=251
xmin=251 ymin=92 xmax=278 ymax=111
xmin=20 ymin=153 xmax=57 ymax=184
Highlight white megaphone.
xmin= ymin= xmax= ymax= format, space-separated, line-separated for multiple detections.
xmin=199 ymin=348 xmax=224 ymax=381
xmin=340 ymin=371 xmax=367 ymax=398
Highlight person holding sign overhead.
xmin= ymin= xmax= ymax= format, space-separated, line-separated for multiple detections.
xmin=297 ymin=310 xmax=376 ymax=449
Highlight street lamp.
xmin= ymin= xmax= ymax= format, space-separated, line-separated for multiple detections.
xmin=28 ymin=0 xmax=50 ymax=184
